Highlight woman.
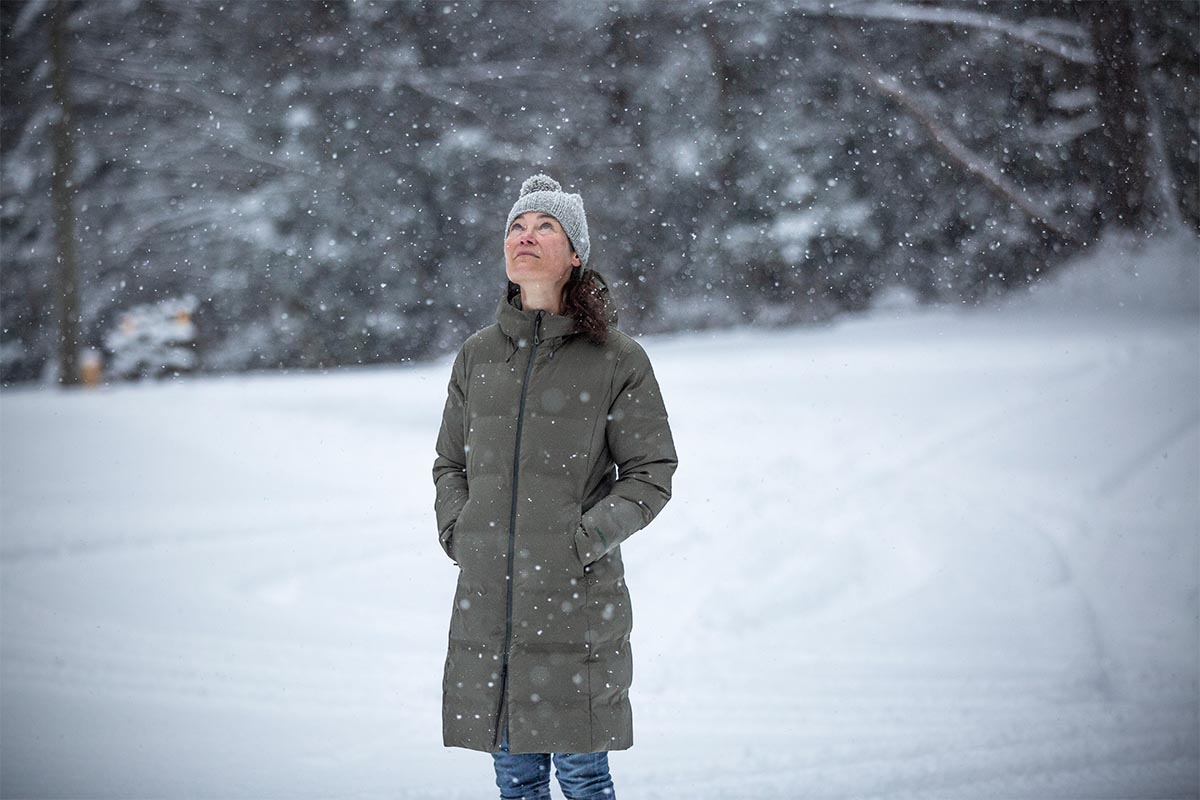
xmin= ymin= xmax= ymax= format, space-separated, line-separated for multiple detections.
xmin=432 ymin=174 xmax=678 ymax=799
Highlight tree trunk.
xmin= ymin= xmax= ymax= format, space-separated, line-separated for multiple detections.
xmin=51 ymin=0 xmax=80 ymax=386
xmin=1134 ymin=22 xmax=1184 ymax=230
xmin=601 ymin=10 xmax=654 ymax=327
xmin=1086 ymin=1 xmax=1153 ymax=232
xmin=703 ymin=17 xmax=743 ymax=208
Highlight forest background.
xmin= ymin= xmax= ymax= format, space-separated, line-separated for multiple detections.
xmin=1 ymin=0 xmax=1196 ymax=385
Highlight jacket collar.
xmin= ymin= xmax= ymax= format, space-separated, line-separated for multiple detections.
xmin=495 ymin=268 xmax=618 ymax=345
xmin=494 ymin=272 xmax=619 ymax=362
xmin=496 ymin=289 xmax=580 ymax=343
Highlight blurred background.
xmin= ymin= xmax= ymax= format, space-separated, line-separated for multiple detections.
xmin=1 ymin=0 xmax=1196 ymax=385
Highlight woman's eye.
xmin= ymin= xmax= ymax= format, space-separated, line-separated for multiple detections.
xmin=540 ymin=222 xmax=552 ymax=230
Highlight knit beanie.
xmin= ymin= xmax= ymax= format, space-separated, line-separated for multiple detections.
xmin=505 ymin=174 xmax=590 ymax=268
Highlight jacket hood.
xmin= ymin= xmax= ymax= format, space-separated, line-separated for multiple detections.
xmin=496 ymin=269 xmax=618 ymax=361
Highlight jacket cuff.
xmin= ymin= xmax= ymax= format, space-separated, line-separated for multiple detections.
xmin=573 ymin=522 xmax=611 ymax=569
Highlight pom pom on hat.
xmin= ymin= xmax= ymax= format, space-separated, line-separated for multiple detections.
xmin=519 ymin=174 xmax=562 ymax=195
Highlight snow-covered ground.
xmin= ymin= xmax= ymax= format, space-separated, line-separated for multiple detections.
xmin=3 ymin=233 xmax=1198 ymax=799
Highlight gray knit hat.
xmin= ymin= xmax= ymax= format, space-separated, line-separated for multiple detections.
xmin=505 ymin=174 xmax=590 ymax=267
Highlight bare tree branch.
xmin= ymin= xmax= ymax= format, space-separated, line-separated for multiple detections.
xmin=805 ymin=0 xmax=1095 ymax=65
xmin=831 ymin=19 xmax=1081 ymax=243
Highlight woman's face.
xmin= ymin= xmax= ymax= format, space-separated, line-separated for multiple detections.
xmin=504 ymin=211 xmax=580 ymax=289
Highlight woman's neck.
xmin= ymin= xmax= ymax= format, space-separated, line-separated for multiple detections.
xmin=519 ymin=285 xmax=563 ymax=315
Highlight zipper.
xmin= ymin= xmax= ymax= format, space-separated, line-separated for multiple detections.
xmin=494 ymin=309 xmax=543 ymax=750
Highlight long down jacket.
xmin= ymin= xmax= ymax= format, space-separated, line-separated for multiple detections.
xmin=433 ymin=272 xmax=678 ymax=754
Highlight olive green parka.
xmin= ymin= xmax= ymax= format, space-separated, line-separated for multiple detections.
xmin=433 ymin=271 xmax=678 ymax=754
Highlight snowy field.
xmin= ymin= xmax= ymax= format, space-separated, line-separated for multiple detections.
xmin=2 ymin=234 xmax=1198 ymax=799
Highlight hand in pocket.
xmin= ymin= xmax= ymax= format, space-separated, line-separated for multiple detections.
xmin=573 ymin=521 xmax=599 ymax=572
xmin=440 ymin=523 xmax=458 ymax=564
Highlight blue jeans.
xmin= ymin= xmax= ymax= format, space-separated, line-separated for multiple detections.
xmin=492 ymin=723 xmax=616 ymax=800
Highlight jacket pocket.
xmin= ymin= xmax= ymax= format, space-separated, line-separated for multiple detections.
xmin=441 ymin=495 xmax=476 ymax=566
xmin=439 ymin=523 xmax=458 ymax=564
xmin=573 ymin=521 xmax=599 ymax=573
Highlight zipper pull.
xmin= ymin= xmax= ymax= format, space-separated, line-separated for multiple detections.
xmin=534 ymin=310 xmax=543 ymax=346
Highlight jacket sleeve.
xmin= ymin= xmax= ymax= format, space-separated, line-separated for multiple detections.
xmin=575 ymin=338 xmax=678 ymax=567
xmin=432 ymin=344 xmax=470 ymax=564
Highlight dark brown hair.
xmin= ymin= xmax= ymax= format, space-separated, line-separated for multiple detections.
xmin=562 ymin=267 xmax=610 ymax=346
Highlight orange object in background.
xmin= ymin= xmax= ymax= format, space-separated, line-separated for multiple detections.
xmin=79 ymin=349 xmax=104 ymax=387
